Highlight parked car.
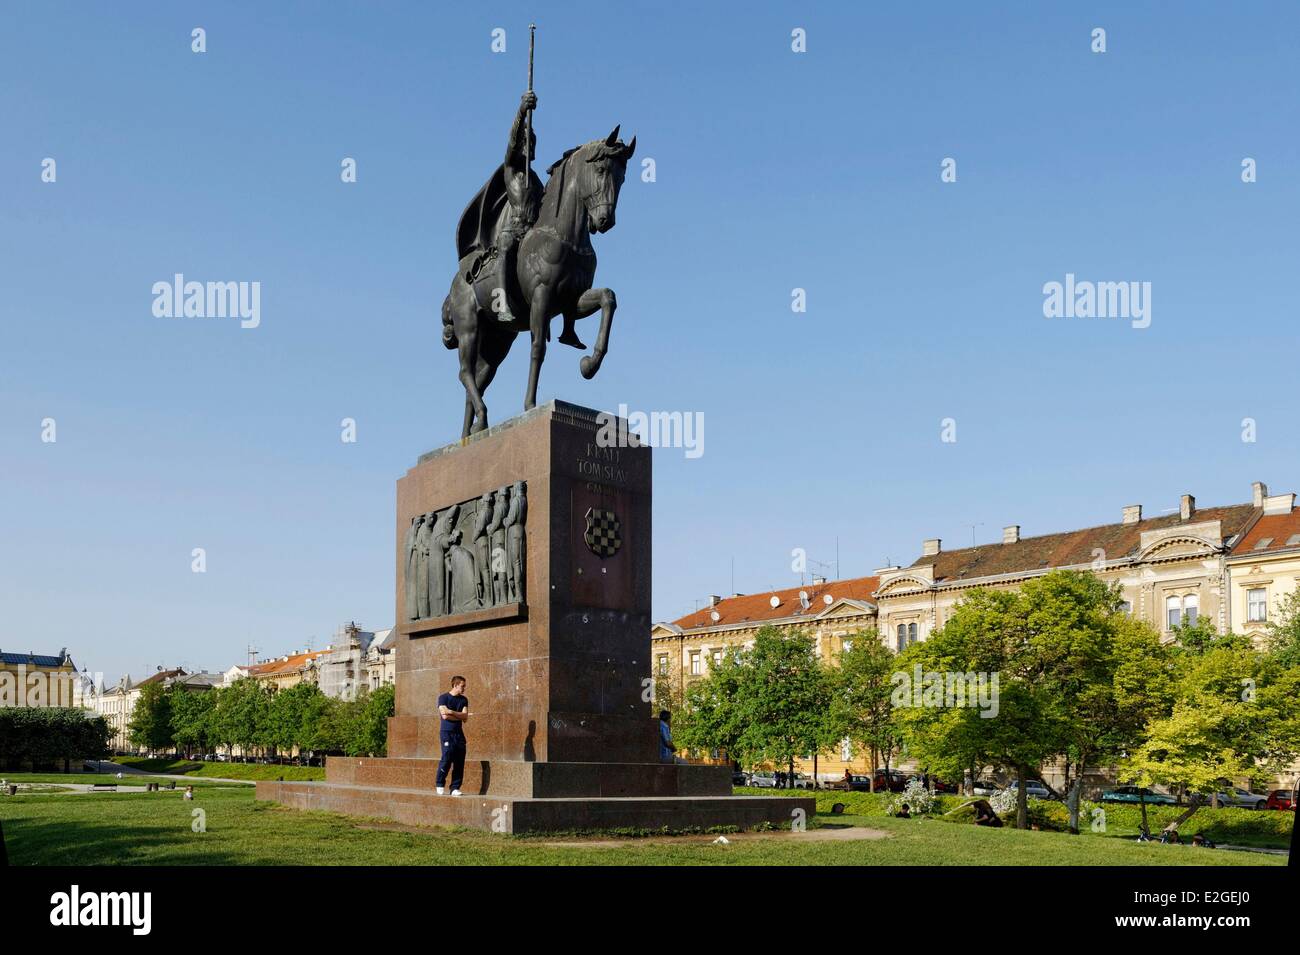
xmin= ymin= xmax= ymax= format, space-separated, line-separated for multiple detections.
xmin=789 ymin=772 xmax=815 ymax=790
xmin=1101 ymin=785 xmax=1176 ymax=805
xmin=1213 ymin=787 xmax=1268 ymax=810
xmin=972 ymin=779 xmax=1001 ymax=796
xmin=871 ymin=769 xmax=909 ymax=793
xmin=1006 ymin=779 xmax=1053 ymax=800
xmin=907 ymin=774 xmax=957 ymax=794
xmin=747 ymin=771 xmax=776 ymax=788
xmin=1264 ymin=789 xmax=1295 ymax=811
xmin=731 ymin=770 xmax=749 ymax=787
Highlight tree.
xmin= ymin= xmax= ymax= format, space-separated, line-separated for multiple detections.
xmin=212 ymin=677 xmax=271 ymax=759
xmin=1264 ymin=589 xmax=1300 ymax=668
xmin=829 ymin=631 xmax=903 ymax=788
xmin=675 ymin=627 xmax=832 ymax=780
xmin=348 ymin=685 xmax=395 ymax=756
xmin=127 ymin=682 xmax=174 ymax=753
xmin=169 ymin=687 xmax=216 ymax=757
xmin=1121 ymin=640 xmax=1300 ymax=832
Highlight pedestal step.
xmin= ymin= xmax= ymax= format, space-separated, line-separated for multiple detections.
xmin=256 ymin=779 xmax=813 ymax=835
xmin=325 ymin=756 xmax=732 ymax=798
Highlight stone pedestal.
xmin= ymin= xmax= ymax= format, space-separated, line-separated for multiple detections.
xmin=257 ymin=401 xmax=812 ymax=833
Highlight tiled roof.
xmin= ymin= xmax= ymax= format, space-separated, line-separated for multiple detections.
xmin=1233 ymin=507 xmax=1300 ymax=556
xmin=671 ymin=575 xmax=881 ymax=630
xmin=911 ymin=503 xmax=1258 ymax=584
xmin=137 ymin=668 xmax=187 ymax=686
xmin=247 ymin=650 xmax=326 ymax=676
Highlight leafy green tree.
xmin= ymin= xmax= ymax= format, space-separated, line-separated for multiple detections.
xmin=1264 ymin=589 xmax=1300 ymax=668
xmin=348 ymin=684 xmax=395 ymax=756
xmin=169 ymin=686 xmax=216 ymax=757
xmin=1121 ymin=641 xmax=1300 ymax=831
xmin=264 ymin=681 xmax=321 ymax=756
xmin=829 ymin=631 xmax=903 ymax=787
xmin=675 ymin=648 xmax=745 ymax=761
xmin=127 ymin=681 xmax=174 ymax=753
xmin=212 ymin=677 xmax=272 ymax=758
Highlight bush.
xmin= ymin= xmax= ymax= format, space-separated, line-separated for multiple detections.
xmin=0 ymin=708 xmax=110 ymax=770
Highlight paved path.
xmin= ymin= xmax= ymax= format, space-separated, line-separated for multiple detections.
xmin=82 ymin=759 xmax=255 ymax=786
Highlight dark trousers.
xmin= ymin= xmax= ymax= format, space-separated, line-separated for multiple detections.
xmin=437 ymin=734 xmax=466 ymax=790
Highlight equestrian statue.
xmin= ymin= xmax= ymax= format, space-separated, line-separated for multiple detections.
xmin=441 ymin=27 xmax=635 ymax=437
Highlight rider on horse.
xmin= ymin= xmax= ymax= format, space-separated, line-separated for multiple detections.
xmin=446 ymin=92 xmax=585 ymax=350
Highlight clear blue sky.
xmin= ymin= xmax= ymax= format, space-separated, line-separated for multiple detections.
xmin=3 ymin=2 xmax=1297 ymax=683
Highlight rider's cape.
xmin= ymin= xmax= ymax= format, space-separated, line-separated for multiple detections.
xmin=455 ymin=163 xmax=545 ymax=260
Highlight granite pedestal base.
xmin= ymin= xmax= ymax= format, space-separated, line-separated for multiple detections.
xmin=257 ymin=756 xmax=812 ymax=834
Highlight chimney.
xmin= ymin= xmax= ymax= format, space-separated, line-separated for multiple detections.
xmin=1180 ymin=494 xmax=1196 ymax=521
xmin=922 ymin=538 xmax=941 ymax=557
xmin=708 ymin=595 xmax=721 ymax=607
xmin=1122 ymin=504 xmax=1142 ymax=525
xmin=1253 ymin=482 xmax=1268 ymax=507
xmin=1002 ymin=525 xmax=1020 ymax=544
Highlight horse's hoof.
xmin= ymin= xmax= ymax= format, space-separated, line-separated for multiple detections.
xmin=579 ymin=356 xmax=599 ymax=379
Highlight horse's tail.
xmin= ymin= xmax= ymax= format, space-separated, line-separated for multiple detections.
xmin=440 ymin=294 xmax=457 ymax=350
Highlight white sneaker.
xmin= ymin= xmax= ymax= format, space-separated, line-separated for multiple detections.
xmin=436 ymin=787 xmax=445 ymax=795
xmin=451 ymin=789 xmax=462 ymax=797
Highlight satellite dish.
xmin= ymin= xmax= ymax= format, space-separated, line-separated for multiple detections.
xmin=710 ymin=610 xmax=720 ymax=623
xmin=769 ymin=595 xmax=780 ymax=608
xmin=799 ymin=591 xmax=810 ymax=610
xmin=823 ymin=594 xmax=833 ymax=605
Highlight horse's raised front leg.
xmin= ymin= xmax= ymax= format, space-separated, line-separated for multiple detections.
xmin=575 ymin=287 xmax=616 ymax=380
xmin=524 ymin=286 xmax=553 ymax=411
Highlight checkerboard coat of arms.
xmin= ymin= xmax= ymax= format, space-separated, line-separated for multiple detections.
xmin=583 ymin=507 xmax=622 ymax=558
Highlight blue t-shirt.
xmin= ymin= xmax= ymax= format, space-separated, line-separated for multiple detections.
xmin=437 ymin=692 xmax=468 ymax=738
xmin=659 ymin=719 xmax=673 ymax=759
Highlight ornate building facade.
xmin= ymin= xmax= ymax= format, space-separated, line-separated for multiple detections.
xmin=652 ymin=481 xmax=1296 ymax=785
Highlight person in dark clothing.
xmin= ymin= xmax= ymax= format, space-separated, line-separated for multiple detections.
xmin=895 ymin=803 xmax=912 ymax=819
xmin=436 ymin=676 xmax=470 ymax=795
xmin=972 ymin=799 xmax=1003 ymax=827
xmin=658 ymin=710 xmax=678 ymax=763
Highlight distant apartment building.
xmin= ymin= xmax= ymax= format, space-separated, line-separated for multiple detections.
xmin=90 ymin=668 xmax=221 ymax=752
xmin=314 ymin=622 xmax=395 ymax=701
xmin=653 ymin=481 xmax=1297 ymax=787
xmin=0 ymin=647 xmax=89 ymax=709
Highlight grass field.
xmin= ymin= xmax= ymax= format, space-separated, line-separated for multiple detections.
xmin=112 ymin=757 xmax=326 ymax=782
xmin=0 ymin=784 xmax=1285 ymax=866
xmin=0 ymin=772 xmax=237 ymax=788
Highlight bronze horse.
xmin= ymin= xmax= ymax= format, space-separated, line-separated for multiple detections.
xmin=442 ymin=127 xmax=635 ymax=437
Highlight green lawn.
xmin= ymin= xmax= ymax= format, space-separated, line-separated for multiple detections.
xmin=0 ymin=785 xmax=1284 ymax=866
xmin=113 ymin=756 xmax=325 ymax=782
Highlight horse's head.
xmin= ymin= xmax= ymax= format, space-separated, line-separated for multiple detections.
xmin=550 ymin=126 xmax=636 ymax=234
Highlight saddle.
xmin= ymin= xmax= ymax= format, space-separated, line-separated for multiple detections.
xmin=464 ymin=241 xmax=527 ymax=323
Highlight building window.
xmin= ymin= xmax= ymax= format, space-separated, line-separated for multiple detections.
xmin=1248 ymin=588 xmax=1268 ymax=623
xmin=1166 ymin=594 xmax=1199 ymax=629
xmin=842 ymin=639 xmax=853 ymax=652
xmin=1165 ymin=595 xmax=1182 ymax=630
xmin=689 ymin=651 xmax=702 ymax=676
xmin=896 ymin=624 xmax=906 ymax=652
xmin=657 ymin=655 xmax=669 ymax=675
xmin=908 ymin=622 xmax=918 ymax=645
xmin=1118 ymin=600 xmax=1132 ymax=615
xmin=711 ymin=650 xmax=723 ymax=669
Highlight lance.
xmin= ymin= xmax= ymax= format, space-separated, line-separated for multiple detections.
xmin=526 ymin=24 xmax=536 ymax=162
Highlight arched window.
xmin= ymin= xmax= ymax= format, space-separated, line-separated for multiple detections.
xmin=908 ymin=622 xmax=918 ymax=645
xmin=1183 ymin=594 xmax=1199 ymax=625
xmin=896 ymin=624 xmax=906 ymax=652
xmin=1165 ymin=595 xmax=1182 ymax=630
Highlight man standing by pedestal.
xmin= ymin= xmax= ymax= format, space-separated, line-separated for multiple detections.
xmin=436 ymin=676 xmax=470 ymax=796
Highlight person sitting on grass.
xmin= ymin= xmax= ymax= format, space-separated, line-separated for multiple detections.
xmin=894 ymin=803 xmax=911 ymax=819
xmin=971 ymin=799 xmax=1003 ymax=827
xmin=1191 ymin=833 xmax=1215 ymax=848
